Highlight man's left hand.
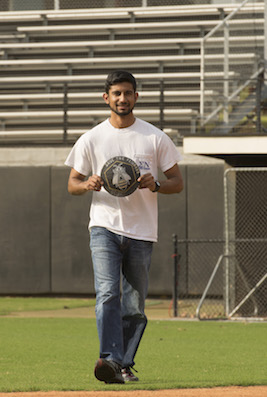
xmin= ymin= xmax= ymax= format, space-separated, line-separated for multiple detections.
xmin=138 ymin=173 xmax=156 ymax=192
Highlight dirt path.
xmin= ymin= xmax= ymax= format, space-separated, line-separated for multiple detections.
xmin=0 ymin=386 xmax=266 ymax=397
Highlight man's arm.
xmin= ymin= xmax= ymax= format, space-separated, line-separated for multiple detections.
xmin=67 ymin=168 xmax=103 ymax=195
xmin=138 ymin=163 xmax=183 ymax=194
xmin=160 ymin=163 xmax=184 ymax=194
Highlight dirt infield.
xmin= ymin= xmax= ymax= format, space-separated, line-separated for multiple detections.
xmin=0 ymin=386 xmax=266 ymax=397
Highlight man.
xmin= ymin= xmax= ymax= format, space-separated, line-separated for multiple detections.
xmin=65 ymin=70 xmax=183 ymax=384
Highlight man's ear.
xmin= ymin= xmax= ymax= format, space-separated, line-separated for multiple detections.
xmin=135 ymin=92 xmax=139 ymax=102
xmin=103 ymin=93 xmax=109 ymax=104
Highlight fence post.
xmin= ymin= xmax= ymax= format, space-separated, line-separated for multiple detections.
xmin=172 ymin=234 xmax=178 ymax=317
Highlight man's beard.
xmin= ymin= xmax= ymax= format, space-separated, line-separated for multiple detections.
xmin=109 ymin=104 xmax=135 ymax=116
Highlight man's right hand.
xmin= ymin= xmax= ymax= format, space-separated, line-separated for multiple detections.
xmin=67 ymin=168 xmax=103 ymax=195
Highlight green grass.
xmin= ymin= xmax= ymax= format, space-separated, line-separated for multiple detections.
xmin=0 ymin=296 xmax=95 ymax=316
xmin=0 ymin=297 xmax=167 ymax=316
xmin=0 ymin=317 xmax=266 ymax=392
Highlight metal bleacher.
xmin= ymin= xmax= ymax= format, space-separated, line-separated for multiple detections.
xmin=0 ymin=2 xmax=264 ymax=144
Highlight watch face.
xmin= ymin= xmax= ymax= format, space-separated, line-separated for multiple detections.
xmin=101 ymin=156 xmax=140 ymax=197
xmin=153 ymin=181 xmax=160 ymax=192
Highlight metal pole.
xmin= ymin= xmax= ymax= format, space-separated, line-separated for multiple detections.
xmin=229 ymin=273 xmax=267 ymax=318
xmin=264 ymin=0 xmax=267 ymax=85
xmin=223 ymin=22 xmax=229 ymax=126
xmin=63 ymin=83 xmax=68 ymax=144
xmin=256 ymin=73 xmax=262 ymax=134
xmin=159 ymin=79 xmax=164 ymax=131
xmin=224 ymin=169 xmax=230 ymax=317
xmin=172 ymin=234 xmax=178 ymax=317
xmin=204 ymin=0 xmax=249 ymax=42
xmin=54 ymin=0 xmax=60 ymax=10
xmin=196 ymin=254 xmax=225 ymax=319
xmin=200 ymin=39 xmax=205 ymax=126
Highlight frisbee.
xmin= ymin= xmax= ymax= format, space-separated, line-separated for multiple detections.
xmin=101 ymin=156 xmax=140 ymax=197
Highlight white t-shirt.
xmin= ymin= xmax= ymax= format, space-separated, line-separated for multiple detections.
xmin=65 ymin=117 xmax=182 ymax=242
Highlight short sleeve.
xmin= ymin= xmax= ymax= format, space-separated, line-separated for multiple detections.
xmin=64 ymin=134 xmax=92 ymax=176
xmin=157 ymin=133 xmax=182 ymax=172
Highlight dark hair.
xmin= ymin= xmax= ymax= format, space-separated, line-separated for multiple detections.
xmin=104 ymin=70 xmax=137 ymax=93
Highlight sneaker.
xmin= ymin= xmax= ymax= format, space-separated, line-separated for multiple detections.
xmin=121 ymin=367 xmax=139 ymax=382
xmin=94 ymin=358 xmax=125 ymax=384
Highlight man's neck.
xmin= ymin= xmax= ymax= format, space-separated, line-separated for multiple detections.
xmin=109 ymin=113 xmax=136 ymax=129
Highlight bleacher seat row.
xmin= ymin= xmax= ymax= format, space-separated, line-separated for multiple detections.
xmin=0 ymin=36 xmax=264 ymax=55
xmin=0 ymin=3 xmax=264 ymax=23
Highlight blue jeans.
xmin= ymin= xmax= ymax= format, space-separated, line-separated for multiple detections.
xmin=90 ymin=226 xmax=153 ymax=368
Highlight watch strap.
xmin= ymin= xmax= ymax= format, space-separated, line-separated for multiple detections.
xmin=152 ymin=180 xmax=161 ymax=192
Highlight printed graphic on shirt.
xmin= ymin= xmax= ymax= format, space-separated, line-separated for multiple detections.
xmin=134 ymin=154 xmax=153 ymax=173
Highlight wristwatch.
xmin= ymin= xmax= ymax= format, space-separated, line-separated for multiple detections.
xmin=152 ymin=180 xmax=161 ymax=193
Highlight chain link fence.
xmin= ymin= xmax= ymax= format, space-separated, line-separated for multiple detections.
xmin=174 ymin=239 xmax=225 ymax=319
xmin=224 ymin=168 xmax=267 ymax=319
xmin=175 ymin=168 xmax=267 ymax=320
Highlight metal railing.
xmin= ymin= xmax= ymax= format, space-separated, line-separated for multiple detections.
xmin=199 ymin=0 xmax=264 ymax=134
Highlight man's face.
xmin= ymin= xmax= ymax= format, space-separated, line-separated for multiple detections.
xmin=103 ymin=82 xmax=138 ymax=117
